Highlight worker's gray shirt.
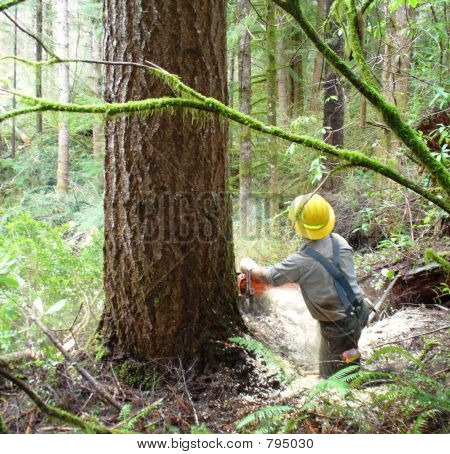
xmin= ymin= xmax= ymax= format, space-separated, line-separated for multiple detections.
xmin=266 ymin=233 xmax=364 ymax=322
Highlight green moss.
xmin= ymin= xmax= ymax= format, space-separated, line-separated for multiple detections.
xmin=114 ymin=361 xmax=161 ymax=390
xmin=0 ymin=0 xmax=24 ymax=13
xmin=1 ymin=60 xmax=449 ymax=212
xmin=274 ymin=0 xmax=450 ymax=196
xmin=0 ymin=413 xmax=8 ymax=434
xmin=424 ymin=249 xmax=450 ymax=273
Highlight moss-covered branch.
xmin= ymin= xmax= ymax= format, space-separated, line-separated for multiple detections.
xmin=0 ymin=366 xmax=112 ymax=434
xmin=424 ymin=249 xmax=450 ymax=273
xmin=345 ymin=0 xmax=378 ymax=90
xmin=272 ymin=0 xmax=450 ymax=197
xmin=0 ymin=0 xmax=24 ymax=12
xmin=1 ymin=86 xmax=448 ymax=213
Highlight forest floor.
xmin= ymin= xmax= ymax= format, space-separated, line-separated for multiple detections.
xmin=1 ymin=298 xmax=448 ymax=434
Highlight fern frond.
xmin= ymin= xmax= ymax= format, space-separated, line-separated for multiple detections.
xmin=236 ymin=405 xmax=291 ymax=432
xmin=119 ymin=403 xmax=132 ymax=421
xmin=229 ymin=336 xmax=289 ymax=382
xmin=411 ymin=409 xmax=441 ymax=434
xmin=367 ymin=345 xmax=425 ymax=369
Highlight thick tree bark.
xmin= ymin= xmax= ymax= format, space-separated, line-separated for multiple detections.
xmin=266 ymin=0 xmax=278 ymax=221
xmin=35 ymin=0 xmax=43 ymax=134
xmin=237 ymin=0 xmax=253 ymax=238
xmin=310 ymin=0 xmax=325 ymax=115
xmin=55 ymin=0 xmax=70 ymax=191
xmin=100 ymin=0 xmax=244 ymax=369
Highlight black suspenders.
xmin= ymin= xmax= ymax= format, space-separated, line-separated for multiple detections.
xmin=303 ymin=234 xmax=358 ymax=316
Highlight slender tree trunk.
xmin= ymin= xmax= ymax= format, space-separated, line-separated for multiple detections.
xmin=392 ymin=2 xmax=411 ymax=112
xmin=35 ymin=0 xmax=43 ymax=134
xmin=290 ymin=31 xmax=304 ymax=118
xmin=321 ymin=0 xmax=345 ymax=192
xmin=228 ymin=48 xmax=235 ymax=150
xmin=267 ymin=0 xmax=278 ymax=221
xmin=277 ymin=20 xmax=289 ymax=127
xmin=11 ymin=5 xmax=17 ymax=159
xmin=237 ymin=0 xmax=253 ymax=238
xmin=100 ymin=0 xmax=244 ymax=369
xmin=323 ymin=0 xmax=344 ymax=149
xmin=310 ymin=0 xmax=325 ymax=115
xmin=55 ymin=0 xmax=70 ymax=191
xmin=91 ymin=18 xmax=103 ymax=156
xmin=381 ymin=0 xmax=411 ymax=155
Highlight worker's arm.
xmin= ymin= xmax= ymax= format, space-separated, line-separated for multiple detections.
xmin=239 ymin=258 xmax=271 ymax=284
xmin=241 ymin=253 xmax=303 ymax=287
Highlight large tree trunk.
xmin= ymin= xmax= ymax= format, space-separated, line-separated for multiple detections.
xmin=267 ymin=0 xmax=278 ymax=221
xmin=55 ymin=0 xmax=70 ymax=191
xmin=237 ymin=0 xmax=253 ymax=238
xmin=310 ymin=0 xmax=325 ymax=115
xmin=100 ymin=0 xmax=245 ymax=369
xmin=35 ymin=0 xmax=43 ymax=134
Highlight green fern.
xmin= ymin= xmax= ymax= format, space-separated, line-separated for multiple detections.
xmin=118 ymin=400 xmax=162 ymax=431
xmin=411 ymin=409 xmax=441 ymax=434
xmin=229 ymin=336 xmax=289 ymax=382
xmin=236 ymin=405 xmax=291 ymax=433
xmin=366 ymin=345 xmax=425 ymax=369
xmin=119 ymin=403 xmax=132 ymax=422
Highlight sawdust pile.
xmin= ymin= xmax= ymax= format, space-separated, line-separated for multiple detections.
xmin=240 ymin=286 xmax=321 ymax=371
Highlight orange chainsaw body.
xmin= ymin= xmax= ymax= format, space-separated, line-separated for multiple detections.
xmin=237 ymin=273 xmax=299 ymax=299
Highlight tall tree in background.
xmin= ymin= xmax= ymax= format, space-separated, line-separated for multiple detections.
xmin=35 ymin=0 xmax=43 ymax=134
xmin=100 ymin=0 xmax=244 ymax=368
xmin=276 ymin=14 xmax=288 ymax=126
xmin=237 ymin=0 xmax=253 ymax=238
xmin=310 ymin=0 xmax=325 ymax=115
xmin=290 ymin=29 xmax=304 ymax=118
xmin=55 ymin=0 xmax=70 ymax=191
xmin=382 ymin=0 xmax=412 ymax=154
xmin=11 ymin=5 xmax=17 ymax=158
xmin=90 ymin=16 xmax=103 ymax=156
xmin=266 ymin=0 xmax=278 ymax=220
xmin=322 ymin=0 xmax=344 ymax=149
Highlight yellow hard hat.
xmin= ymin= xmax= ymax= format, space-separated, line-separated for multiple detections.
xmin=288 ymin=193 xmax=335 ymax=240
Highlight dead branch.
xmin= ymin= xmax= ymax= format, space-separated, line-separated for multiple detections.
xmin=368 ymin=275 xmax=400 ymax=324
xmin=30 ymin=315 xmax=122 ymax=411
xmin=0 ymin=366 xmax=112 ymax=433
xmin=0 ymin=349 xmax=37 ymax=366
xmin=375 ymin=325 xmax=450 ymax=347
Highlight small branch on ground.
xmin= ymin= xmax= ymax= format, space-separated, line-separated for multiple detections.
xmin=30 ymin=315 xmax=122 ymax=411
xmin=0 ymin=366 xmax=112 ymax=434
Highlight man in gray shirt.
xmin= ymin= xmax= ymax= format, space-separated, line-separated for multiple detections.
xmin=240 ymin=193 xmax=372 ymax=378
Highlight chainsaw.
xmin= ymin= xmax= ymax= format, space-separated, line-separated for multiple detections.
xmin=236 ymin=271 xmax=272 ymax=304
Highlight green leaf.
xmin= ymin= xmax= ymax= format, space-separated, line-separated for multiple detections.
xmin=0 ymin=274 xmax=19 ymax=289
xmin=45 ymin=299 xmax=67 ymax=315
xmin=32 ymin=297 xmax=44 ymax=317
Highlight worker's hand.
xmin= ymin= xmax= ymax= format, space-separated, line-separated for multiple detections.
xmin=239 ymin=257 xmax=257 ymax=273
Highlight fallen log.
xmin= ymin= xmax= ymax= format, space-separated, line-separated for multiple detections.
xmin=0 ymin=349 xmax=37 ymax=366
xmin=391 ymin=262 xmax=449 ymax=307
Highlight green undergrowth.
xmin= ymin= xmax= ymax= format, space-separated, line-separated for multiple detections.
xmin=236 ymin=344 xmax=449 ymax=434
